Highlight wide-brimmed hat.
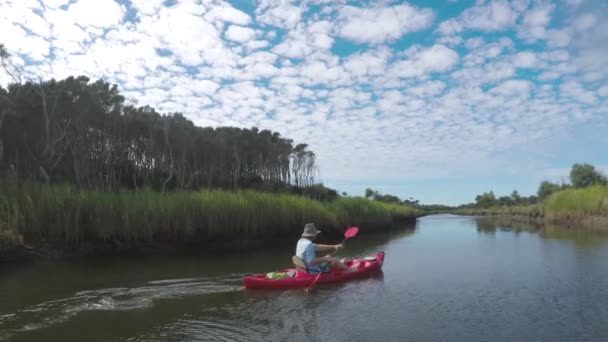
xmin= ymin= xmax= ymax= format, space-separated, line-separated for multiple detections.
xmin=301 ymin=223 xmax=321 ymax=238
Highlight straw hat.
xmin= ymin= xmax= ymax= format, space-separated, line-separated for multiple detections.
xmin=301 ymin=223 xmax=321 ymax=238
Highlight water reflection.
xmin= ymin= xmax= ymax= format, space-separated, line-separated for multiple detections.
xmin=6 ymin=216 xmax=608 ymax=342
xmin=475 ymin=217 xmax=608 ymax=247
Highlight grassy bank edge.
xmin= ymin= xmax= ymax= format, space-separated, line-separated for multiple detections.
xmin=453 ymin=185 xmax=608 ymax=228
xmin=0 ymin=182 xmax=423 ymax=261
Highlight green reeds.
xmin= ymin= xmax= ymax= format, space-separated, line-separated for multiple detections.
xmin=544 ymin=185 xmax=608 ymax=221
xmin=0 ymin=181 xmax=420 ymax=248
xmin=455 ymin=186 xmax=608 ymax=226
xmin=455 ymin=205 xmax=543 ymax=218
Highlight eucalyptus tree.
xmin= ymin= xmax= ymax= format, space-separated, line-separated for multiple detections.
xmin=0 ymin=71 xmax=321 ymax=193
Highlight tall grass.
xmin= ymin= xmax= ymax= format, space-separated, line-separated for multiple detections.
xmin=454 ymin=186 xmax=608 ymax=227
xmin=0 ymin=181 xmax=420 ymax=249
xmin=544 ymin=185 xmax=608 ymax=221
xmin=454 ymin=205 xmax=543 ymax=218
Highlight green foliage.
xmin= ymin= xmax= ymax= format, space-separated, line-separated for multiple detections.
xmin=416 ymin=204 xmax=454 ymax=212
xmin=0 ymin=181 xmax=420 ymax=247
xmin=569 ymin=163 xmax=608 ymax=188
xmin=363 ymin=188 xmax=420 ymax=206
xmin=475 ymin=191 xmax=496 ymax=208
xmin=457 ymin=204 xmax=544 ymax=218
xmin=510 ymin=190 xmax=521 ymax=203
xmin=544 ymin=185 xmax=608 ymax=219
xmin=537 ymin=181 xmax=564 ymax=200
xmin=468 ymin=188 xmax=538 ymax=209
xmin=0 ymin=76 xmax=318 ymax=192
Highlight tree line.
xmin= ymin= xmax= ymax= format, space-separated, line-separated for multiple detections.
xmin=463 ymin=163 xmax=607 ymax=209
xmin=0 ymin=44 xmax=329 ymax=196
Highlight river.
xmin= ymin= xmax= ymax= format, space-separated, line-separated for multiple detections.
xmin=1 ymin=214 xmax=608 ymax=341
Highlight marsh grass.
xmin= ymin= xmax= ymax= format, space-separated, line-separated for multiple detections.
xmin=0 ymin=181 xmax=419 ymax=249
xmin=455 ymin=186 xmax=608 ymax=228
xmin=455 ymin=205 xmax=544 ymax=218
xmin=544 ymin=185 xmax=608 ymax=220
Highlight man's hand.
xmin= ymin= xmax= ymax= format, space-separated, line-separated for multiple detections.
xmin=334 ymin=244 xmax=343 ymax=251
xmin=324 ymin=255 xmax=333 ymax=262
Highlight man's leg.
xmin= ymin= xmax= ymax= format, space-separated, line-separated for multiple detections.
xmin=330 ymin=259 xmax=357 ymax=272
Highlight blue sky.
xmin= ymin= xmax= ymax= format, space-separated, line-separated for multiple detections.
xmin=1 ymin=0 xmax=607 ymax=205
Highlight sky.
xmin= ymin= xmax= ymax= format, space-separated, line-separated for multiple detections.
xmin=1 ymin=0 xmax=607 ymax=205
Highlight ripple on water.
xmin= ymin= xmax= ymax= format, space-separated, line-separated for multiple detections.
xmin=0 ymin=275 xmax=243 ymax=340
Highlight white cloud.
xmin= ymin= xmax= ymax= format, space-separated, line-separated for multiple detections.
xmin=519 ymin=2 xmax=554 ymax=41
xmin=513 ymin=51 xmax=537 ymax=68
xmin=491 ymin=79 xmax=532 ymax=97
xmin=547 ymin=29 xmax=571 ymax=47
xmin=560 ymin=81 xmax=596 ymax=104
xmin=390 ymin=44 xmax=459 ymax=79
xmin=68 ymin=0 xmax=126 ymax=28
xmin=538 ymin=71 xmax=561 ymax=81
xmin=225 ymin=25 xmax=256 ymax=42
xmin=343 ymin=48 xmax=391 ymax=78
xmin=438 ymin=0 xmax=520 ymax=35
xmin=271 ymin=20 xmax=334 ymax=58
xmin=43 ymin=0 xmax=71 ymax=9
xmin=256 ymin=0 xmax=302 ymax=29
xmin=337 ymin=4 xmax=434 ymax=44
xmin=205 ymin=4 xmax=252 ymax=25
xmin=573 ymin=13 xmax=597 ymax=32
xmin=464 ymin=37 xmax=485 ymax=50
xmin=3 ymin=0 xmax=608 ymax=204
xmin=140 ymin=4 xmax=235 ymax=67
xmin=129 ymin=0 xmax=164 ymax=16
xmin=564 ymin=0 xmax=584 ymax=7
xmin=0 ymin=22 xmax=50 ymax=62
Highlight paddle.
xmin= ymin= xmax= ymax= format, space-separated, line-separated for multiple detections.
xmin=306 ymin=226 xmax=359 ymax=294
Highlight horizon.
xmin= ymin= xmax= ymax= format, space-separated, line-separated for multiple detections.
xmin=2 ymin=0 xmax=607 ymax=206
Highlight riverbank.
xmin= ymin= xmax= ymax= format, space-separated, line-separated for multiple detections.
xmin=0 ymin=182 xmax=422 ymax=262
xmin=454 ymin=185 xmax=608 ymax=228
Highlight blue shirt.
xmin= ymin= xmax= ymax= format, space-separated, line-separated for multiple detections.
xmin=296 ymin=238 xmax=328 ymax=274
xmin=296 ymin=238 xmax=316 ymax=266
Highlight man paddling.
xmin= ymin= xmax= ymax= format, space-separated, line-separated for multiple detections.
xmin=296 ymin=223 xmax=357 ymax=274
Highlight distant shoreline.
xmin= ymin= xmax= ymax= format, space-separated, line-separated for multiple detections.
xmin=454 ymin=209 xmax=608 ymax=230
xmin=453 ymin=185 xmax=608 ymax=229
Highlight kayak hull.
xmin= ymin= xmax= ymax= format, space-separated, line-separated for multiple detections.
xmin=243 ymin=251 xmax=385 ymax=289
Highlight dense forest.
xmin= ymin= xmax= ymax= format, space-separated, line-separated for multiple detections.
xmin=0 ymin=45 xmax=329 ymax=197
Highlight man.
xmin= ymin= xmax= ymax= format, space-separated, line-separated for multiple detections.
xmin=296 ymin=223 xmax=357 ymax=274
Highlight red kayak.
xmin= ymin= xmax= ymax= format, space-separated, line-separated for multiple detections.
xmin=243 ymin=252 xmax=385 ymax=289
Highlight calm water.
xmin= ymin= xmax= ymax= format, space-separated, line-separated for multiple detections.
xmin=2 ymin=214 xmax=608 ymax=341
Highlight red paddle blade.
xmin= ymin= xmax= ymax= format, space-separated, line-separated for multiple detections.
xmin=344 ymin=226 xmax=359 ymax=239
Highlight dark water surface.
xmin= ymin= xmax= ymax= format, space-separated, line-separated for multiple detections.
xmin=2 ymin=214 xmax=608 ymax=341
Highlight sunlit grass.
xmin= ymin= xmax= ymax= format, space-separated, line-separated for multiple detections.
xmin=0 ymin=181 xmax=420 ymax=247
xmin=544 ymin=185 xmax=608 ymax=220
xmin=455 ymin=204 xmax=543 ymax=218
xmin=455 ymin=186 xmax=608 ymax=226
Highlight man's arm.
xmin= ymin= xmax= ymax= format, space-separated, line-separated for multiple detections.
xmin=314 ymin=244 xmax=340 ymax=252
xmin=312 ymin=255 xmax=332 ymax=264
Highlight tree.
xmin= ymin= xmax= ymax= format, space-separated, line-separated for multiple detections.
xmin=497 ymin=196 xmax=513 ymax=206
xmin=475 ymin=191 xmax=496 ymax=208
xmin=364 ymin=188 xmax=377 ymax=199
xmin=510 ymin=190 xmax=521 ymax=204
xmin=569 ymin=163 xmax=607 ymax=188
xmin=0 ymin=73 xmax=324 ymax=194
xmin=537 ymin=181 xmax=562 ymax=199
